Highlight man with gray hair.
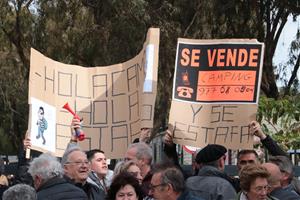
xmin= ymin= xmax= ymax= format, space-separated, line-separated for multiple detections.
xmin=269 ymin=156 xmax=300 ymax=196
xmin=262 ymin=162 xmax=300 ymax=200
xmin=28 ymin=153 xmax=87 ymax=199
xmin=125 ymin=142 xmax=153 ymax=179
xmin=2 ymin=183 xmax=36 ymax=200
xmin=149 ymin=163 xmax=204 ymax=200
xmin=62 ymin=118 xmax=106 ymax=200
xmin=125 ymin=141 xmax=153 ymax=197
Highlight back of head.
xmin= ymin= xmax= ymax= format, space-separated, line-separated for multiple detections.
xmin=2 ymin=184 xmax=37 ymax=200
xmin=128 ymin=142 xmax=153 ymax=164
xmin=152 ymin=163 xmax=185 ymax=193
xmin=28 ymin=153 xmax=63 ymax=182
xmin=195 ymin=144 xmax=227 ymax=167
xmin=261 ymin=162 xmax=282 ymax=187
xmin=269 ymin=156 xmax=293 ymax=181
xmin=113 ymin=161 xmax=126 ymax=177
xmin=239 ymin=164 xmax=270 ymax=192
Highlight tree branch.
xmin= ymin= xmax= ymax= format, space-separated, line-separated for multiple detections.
xmin=284 ymin=53 xmax=300 ymax=95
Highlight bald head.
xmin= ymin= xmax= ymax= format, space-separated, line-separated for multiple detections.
xmin=262 ymin=163 xmax=282 ymax=189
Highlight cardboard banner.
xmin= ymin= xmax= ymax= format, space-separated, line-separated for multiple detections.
xmin=169 ymin=38 xmax=264 ymax=150
xmin=28 ymin=28 xmax=160 ymax=158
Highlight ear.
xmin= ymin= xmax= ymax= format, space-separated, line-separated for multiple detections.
xmin=218 ymin=156 xmax=226 ymax=170
xmin=281 ymin=171 xmax=290 ymax=181
xmin=165 ymin=183 xmax=173 ymax=193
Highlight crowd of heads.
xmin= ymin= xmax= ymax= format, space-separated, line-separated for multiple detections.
xmin=1 ymin=120 xmax=300 ymax=200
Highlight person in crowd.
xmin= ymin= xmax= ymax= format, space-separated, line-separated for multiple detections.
xmin=150 ymin=163 xmax=204 ymax=200
xmin=269 ymin=155 xmax=300 ymax=195
xmin=114 ymin=160 xmax=143 ymax=185
xmin=15 ymin=131 xmax=41 ymax=186
xmin=28 ymin=153 xmax=88 ymax=200
xmin=250 ymin=121 xmax=287 ymax=157
xmin=107 ymin=172 xmax=144 ymax=200
xmin=262 ymin=162 xmax=300 ymax=200
xmin=125 ymin=142 xmax=153 ymax=196
xmin=237 ymin=149 xmax=260 ymax=171
xmin=163 ymin=130 xmax=198 ymax=178
xmin=236 ymin=121 xmax=287 ymax=172
xmin=2 ymin=183 xmax=37 ymax=200
xmin=133 ymin=128 xmax=152 ymax=144
xmin=0 ymin=158 xmax=8 ymax=199
xmin=125 ymin=142 xmax=152 ymax=179
xmin=62 ymin=144 xmax=106 ymax=200
xmin=186 ymin=144 xmax=236 ymax=200
xmin=86 ymin=149 xmax=110 ymax=194
xmin=238 ymin=164 xmax=277 ymax=200
xmin=63 ymin=117 xmax=107 ymax=200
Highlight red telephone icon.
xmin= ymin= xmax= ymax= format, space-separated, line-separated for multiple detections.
xmin=177 ymin=86 xmax=193 ymax=98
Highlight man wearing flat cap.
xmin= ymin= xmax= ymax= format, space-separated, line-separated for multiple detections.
xmin=186 ymin=144 xmax=236 ymax=200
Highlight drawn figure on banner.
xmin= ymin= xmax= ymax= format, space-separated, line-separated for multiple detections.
xmin=177 ymin=86 xmax=194 ymax=98
xmin=182 ymin=70 xmax=190 ymax=85
xmin=36 ymin=106 xmax=48 ymax=145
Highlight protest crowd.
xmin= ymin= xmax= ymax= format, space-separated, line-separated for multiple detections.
xmin=1 ymin=118 xmax=300 ymax=200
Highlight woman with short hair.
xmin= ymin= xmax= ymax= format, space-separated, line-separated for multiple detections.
xmin=107 ymin=172 xmax=143 ymax=200
xmin=237 ymin=164 xmax=277 ymax=200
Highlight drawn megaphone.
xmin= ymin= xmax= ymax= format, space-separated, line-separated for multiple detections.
xmin=63 ymin=102 xmax=85 ymax=141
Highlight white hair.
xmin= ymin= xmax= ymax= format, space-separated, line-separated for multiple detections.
xmin=28 ymin=153 xmax=63 ymax=181
xmin=2 ymin=184 xmax=36 ymax=200
xmin=61 ymin=145 xmax=83 ymax=166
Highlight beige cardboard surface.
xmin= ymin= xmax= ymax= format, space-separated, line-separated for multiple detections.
xmin=28 ymin=28 xmax=160 ymax=158
xmin=169 ymin=101 xmax=257 ymax=149
xmin=169 ymin=38 xmax=264 ymax=149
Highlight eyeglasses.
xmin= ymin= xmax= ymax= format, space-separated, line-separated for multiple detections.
xmin=149 ymin=183 xmax=166 ymax=191
xmin=65 ymin=160 xmax=90 ymax=166
xmin=252 ymin=185 xmax=271 ymax=193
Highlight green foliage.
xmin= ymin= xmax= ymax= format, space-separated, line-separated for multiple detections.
xmin=0 ymin=128 xmax=15 ymax=155
xmin=258 ymin=95 xmax=300 ymax=150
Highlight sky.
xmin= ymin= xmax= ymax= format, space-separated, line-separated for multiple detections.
xmin=273 ymin=15 xmax=299 ymax=86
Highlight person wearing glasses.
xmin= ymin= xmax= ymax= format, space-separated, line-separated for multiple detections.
xmin=28 ymin=153 xmax=87 ymax=200
xmin=262 ymin=163 xmax=300 ymax=200
xmin=149 ymin=163 xmax=203 ymax=200
xmin=238 ymin=164 xmax=277 ymax=200
xmin=61 ymin=117 xmax=106 ymax=200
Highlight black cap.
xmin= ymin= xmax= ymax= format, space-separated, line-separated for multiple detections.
xmin=196 ymin=144 xmax=227 ymax=164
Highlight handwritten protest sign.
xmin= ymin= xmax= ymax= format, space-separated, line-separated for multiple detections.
xmin=169 ymin=38 xmax=264 ymax=149
xmin=28 ymin=28 xmax=159 ymax=158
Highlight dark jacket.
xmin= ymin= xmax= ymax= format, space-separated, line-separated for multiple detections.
xmin=0 ymin=185 xmax=8 ymax=200
xmin=73 ymin=179 xmax=106 ymax=200
xmin=270 ymin=187 xmax=300 ymax=200
xmin=87 ymin=172 xmax=107 ymax=196
xmin=186 ymin=166 xmax=236 ymax=200
xmin=261 ymin=135 xmax=288 ymax=157
xmin=177 ymin=190 xmax=205 ymax=200
xmin=37 ymin=176 xmax=88 ymax=200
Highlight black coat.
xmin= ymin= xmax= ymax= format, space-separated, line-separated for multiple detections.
xmin=37 ymin=177 xmax=88 ymax=200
